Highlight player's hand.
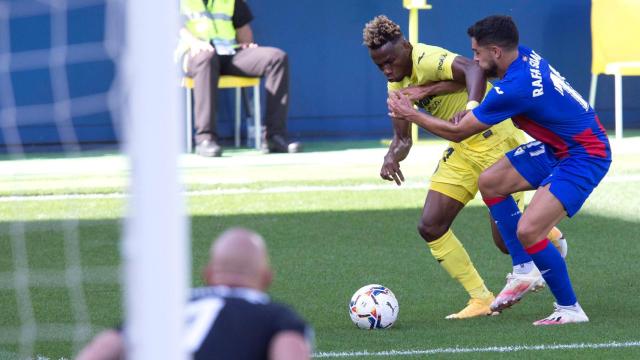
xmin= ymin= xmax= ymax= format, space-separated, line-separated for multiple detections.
xmin=450 ymin=110 xmax=469 ymax=125
xmin=380 ymin=156 xmax=405 ymax=186
xmin=387 ymin=91 xmax=417 ymax=120
xmin=189 ymin=39 xmax=214 ymax=57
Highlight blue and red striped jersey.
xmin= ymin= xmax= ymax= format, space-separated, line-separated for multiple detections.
xmin=473 ymin=46 xmax=611 ymax=160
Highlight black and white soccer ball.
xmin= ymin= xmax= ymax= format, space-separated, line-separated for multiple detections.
xmin=348 ymin=284 xmax=399 ymax=329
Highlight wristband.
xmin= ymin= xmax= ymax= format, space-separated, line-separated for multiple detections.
xmin=465 ymin=100 xmax=480 ymax=110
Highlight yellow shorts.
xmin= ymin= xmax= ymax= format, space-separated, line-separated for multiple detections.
xmin=429 ymin=134 xmax=526 ymax=211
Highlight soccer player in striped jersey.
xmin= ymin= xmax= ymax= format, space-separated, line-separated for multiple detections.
xmin=363 ymin=15 xmax=566 ymax=320
xmin=388 ymin=15 xmax=611 ymax=325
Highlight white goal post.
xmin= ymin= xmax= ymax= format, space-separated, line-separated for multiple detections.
xmin=123 ymin=0 xmax=189 ymax=359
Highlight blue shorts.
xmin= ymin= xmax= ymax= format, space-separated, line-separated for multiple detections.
xmin=506 ymin=141 xmax=611 ymax=217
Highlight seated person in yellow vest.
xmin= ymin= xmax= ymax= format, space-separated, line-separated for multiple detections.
xmin=363 ymin=15 xmax=567 ymax=319
xmin=178 ymin=0 xmax=301 ymax=156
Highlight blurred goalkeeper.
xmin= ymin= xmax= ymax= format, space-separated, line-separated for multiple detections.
xmin=362 ymin=15 xmax=567 ymax=319
xmin=77 ymin=228 xmax=312 ymax=359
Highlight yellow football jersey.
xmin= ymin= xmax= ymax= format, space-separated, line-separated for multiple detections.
xmin=388 ymin=43 xmax=519 ymax=152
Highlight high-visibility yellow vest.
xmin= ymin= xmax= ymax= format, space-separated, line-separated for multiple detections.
xmin=181 ymin=0 xmax=238 ymax=55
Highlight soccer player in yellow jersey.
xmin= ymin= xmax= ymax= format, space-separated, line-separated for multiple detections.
xmin=362 ymin=15 xmax=567 ymax=319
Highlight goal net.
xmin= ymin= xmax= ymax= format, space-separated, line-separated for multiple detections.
xmin=0 ymin=0 xmax=188 ymax=359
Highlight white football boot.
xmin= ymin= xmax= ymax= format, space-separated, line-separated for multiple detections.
xmin=490 ymin=267 xmax=545 ymax=312
xmin=533 ymin=302 xmax=589 ymax=326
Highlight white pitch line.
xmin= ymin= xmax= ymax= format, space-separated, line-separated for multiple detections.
xmin=0 ymin=192 xmax=128 ymax=202
xmin=0 ymin=183 xmax=427 ymax=202
xmin=313 ymin=340 xmax=640 ymax=358
xmin=15 ymin=340 xmax=640 ymax=360
xmin=1 ymin=173 xmax=639 ymax=202
xmin=188 ymin=183 xmax=427 ymax=196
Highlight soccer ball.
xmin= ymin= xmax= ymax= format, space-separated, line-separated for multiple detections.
xmin=348 ymin=284 xmax=399 ymax=329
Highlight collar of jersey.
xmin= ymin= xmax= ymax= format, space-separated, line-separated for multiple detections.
xmin=193 ymin=285 xmax=270 ymax=304
xmin=503 ymin=46 xmax=528 ymax=81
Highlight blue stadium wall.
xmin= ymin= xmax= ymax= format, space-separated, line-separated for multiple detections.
xmin=3 ymin=0 xmax=639 ymax=150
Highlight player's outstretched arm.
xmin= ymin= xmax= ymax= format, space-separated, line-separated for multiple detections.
xmin=387 ymin=92 xmax=489 ymax=143
xmin=380 ymin=116 xmax=411 ymax=186
xmin=451 ymin=56 xmax=487 ymax=104
xmin=388 ymin=116 xmax=412 ymax=162
xmin=399 ymin=81 xmax=465 ymax=102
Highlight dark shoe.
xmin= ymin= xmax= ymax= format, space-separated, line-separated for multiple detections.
xmin=263 ymin=134 xmax=302 ymax=154
xmin=195 ymin=140 xmax=222 ymax=157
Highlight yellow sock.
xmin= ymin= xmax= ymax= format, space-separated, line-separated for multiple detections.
xmin=547 ymin=226 xmax=563 ymax=241
xmin=427 ymin=229 xmax=491 ymax=300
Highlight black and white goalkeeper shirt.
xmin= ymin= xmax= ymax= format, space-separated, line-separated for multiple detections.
xmin=185 ymin=286 xmax=312 ymax=360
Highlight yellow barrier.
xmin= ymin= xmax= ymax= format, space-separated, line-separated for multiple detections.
xmin=402 ymin=0 xmax=432 ymax=143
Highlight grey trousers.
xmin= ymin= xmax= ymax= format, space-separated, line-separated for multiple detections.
xmin=186 ymin=46 xmax=290 ymax=144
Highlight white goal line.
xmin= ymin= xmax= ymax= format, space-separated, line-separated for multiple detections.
xmin=312 ymin=340 xmax=640 ymax=358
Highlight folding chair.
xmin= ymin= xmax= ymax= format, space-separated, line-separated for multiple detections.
xmin=183 ymin=75 xmax=261 ymax=151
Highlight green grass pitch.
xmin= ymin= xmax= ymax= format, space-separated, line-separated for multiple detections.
xmin=0 ymin=137 xmax=639 ymax=359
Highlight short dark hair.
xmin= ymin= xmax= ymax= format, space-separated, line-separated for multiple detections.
xmin=363 ymin=15 xmax=403 ymax=49
xmin=467 ymin=15 xmax=519 ymax=49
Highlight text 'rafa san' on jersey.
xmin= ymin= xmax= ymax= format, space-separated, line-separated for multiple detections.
xmin=473 ymin=46 xmax=611 ymax=162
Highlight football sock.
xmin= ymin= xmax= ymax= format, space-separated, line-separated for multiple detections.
xmin=428 ymin=229 xmax=491 ymax=299
xmin=513 ymin=261 xmax=535 ymax=275
xmin=483 ymin=196 xmax=532 ymax=266
xmin=547 ymin=226 xmax=567 ymax=257
xmin=547 ymin=227 xmax=563 ymax=241
xmin=468 ymin=283 xmax=494 ymax=300
xmin=525 ymin=238 xmax=577 ymax=306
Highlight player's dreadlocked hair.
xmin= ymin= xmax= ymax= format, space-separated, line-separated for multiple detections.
xmin=362 ymin=15 xmax=403 ymax=49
